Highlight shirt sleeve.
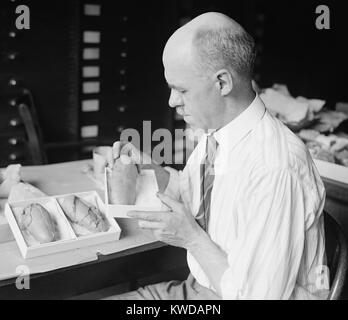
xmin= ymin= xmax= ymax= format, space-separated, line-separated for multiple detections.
xmin=220 ymin=167 xmax=316 ymax=300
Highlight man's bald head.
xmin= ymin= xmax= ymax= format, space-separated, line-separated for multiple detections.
xmin=163 ymin=12 xmax=256 ymax=81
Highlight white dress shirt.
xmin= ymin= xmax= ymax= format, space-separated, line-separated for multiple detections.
xmin=165 ymin=95 xmax=329 ymax=300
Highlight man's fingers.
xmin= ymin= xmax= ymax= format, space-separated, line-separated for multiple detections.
xmin=112 ymin=141 xmax=126 ymax=160
xmin=120 ymin=142 xmax=136 ymax=156
xmin=113 ymin=155 xmax=133 ymax=168
xmin=119 ymin=154 xmax=133 ymax=165
xmin=127 ymin=211 xmax=168 ymax=222
xmin=120 ymin=143 xmax=142 ymax=164
xmin=156 ymin=193 xmax=182 ymax=212
xmin=119 ymin=143 xmax=132 ymax=156
xmin=138 ymin=220 xmax=164 ymax=230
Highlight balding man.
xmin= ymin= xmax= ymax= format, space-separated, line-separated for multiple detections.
xmin=107 ymin=12 xmax=329 ymax=300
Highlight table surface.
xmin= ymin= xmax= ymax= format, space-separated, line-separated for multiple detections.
xmin=0 ymin=160 xmax=183 ymax=295
xmin=2 ymin=159 xmax=346 ymax=298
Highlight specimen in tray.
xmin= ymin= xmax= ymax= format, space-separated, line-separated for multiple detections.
xmin=59 ymin=195 xmax=109 ymax=233
xmin=20 ymin=203 xmax=56 ymax=244
xmin=108 ymin=155 xmax=138 ymax=205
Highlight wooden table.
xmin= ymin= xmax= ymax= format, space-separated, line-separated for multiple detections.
xmin=0 ymin=161 xmax=188 ymax=299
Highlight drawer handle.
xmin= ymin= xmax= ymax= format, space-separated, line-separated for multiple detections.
xmin=116 ymin=126 xmax=125 ymax=133
xmin=8 ymin=98 xmax=17 ymax=107
xmin=117 ymin=105 xmax=127 ymax=113
xmin=9 ymin=119 xmax=21 ymax=127
xmin=8 ymin=52 xmax=18 ymax=60
xmin=8 ymin=138 xmax=19 ymax=145
xmin=8 ymin=78 xmax=18 ymax=86
xmin=8 ymin=153 xmax=18 ymax=161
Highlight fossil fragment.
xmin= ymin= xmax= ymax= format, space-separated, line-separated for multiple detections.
xmin=108 ymin=155 xmax=138 ymax=205
xmin=60 ymin=196 xmax=109 ymax=233
xmin=20 ymin=203 xmax=56 ymax=244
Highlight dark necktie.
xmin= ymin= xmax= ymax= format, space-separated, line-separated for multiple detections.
xmin=196 ymin=135 xmax=218 ymax=231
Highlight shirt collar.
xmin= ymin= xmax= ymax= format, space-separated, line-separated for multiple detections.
xmin=212 ymin=94 xmax=266 ymax=152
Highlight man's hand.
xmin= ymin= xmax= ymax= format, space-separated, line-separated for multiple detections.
xmin=129 ymin=192 xmax=229 ymax=297
xmin=112 ymin=140 xmax=170 ymax=192
xmin=113 ymin=141 xmax=152 ymax=168
xmin=127 ymin=193 xmax=205 ymax=249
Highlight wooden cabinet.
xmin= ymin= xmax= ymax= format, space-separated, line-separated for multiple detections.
xmin=0 ymin=87 xmax=33 ymax=166
xmin=0 ymin=0 xmax=173 ymax=166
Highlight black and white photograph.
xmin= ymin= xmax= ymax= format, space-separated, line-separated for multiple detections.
xmin=0 ymin=0 xmax=347 ymax=305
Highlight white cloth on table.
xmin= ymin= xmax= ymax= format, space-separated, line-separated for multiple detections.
xmin=164 ymin=95 xmax=329 ymax=300
xmin=0 ymin=165 xmax=21 ymax=198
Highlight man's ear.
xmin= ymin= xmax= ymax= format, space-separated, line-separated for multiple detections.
xmin=214 ymin=69 xmax=233 ymax=96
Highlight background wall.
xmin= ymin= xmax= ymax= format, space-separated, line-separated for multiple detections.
xmin=1 ymin=0 xmax=345 ymax=166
